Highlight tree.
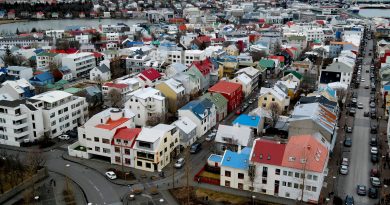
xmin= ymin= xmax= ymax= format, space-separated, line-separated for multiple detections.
xmin=334 ymin=88 xmax=347 ymax=109
xmin=56 ymin=39 xmax=70 ymax=50
xmin=48 ymin=61 xmax=60 ymax=72
xmin=273 ymin=41 xmax=282 ymax=54
xmin=269 ymin=102 xmax=281 ymax=128
xmin=16 ymin=28 xmax=20 ymax=35
xmin=146 ymin=113 xmax=164 ymax=126
xmin=0 ymin=47 xmax=24 ymax=66
xmin=250 ymin=50 xmax=267 ymax=62
xmin=108 ymin=89 xmax=123 ymax=107
xmin=26 ymin=149 xmax=46 ymax=174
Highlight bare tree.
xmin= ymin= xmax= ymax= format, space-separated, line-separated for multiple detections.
xmin=177 ymin=94 xmax=190 ymax=109
xmin=273 ymin=41 xmax=282 ymax=54
xmin=26 ymin=149 xmax=46 ymax=174
xmin=269 ymin=102 xmax=281 ymax=128
xmin=334 ymin=88 xmax=347 ymax=108
xmin=146 ymin=113 xmax=164 ymax=126
xmin=48 ymin=61 xmax=60 ymax=72
xmin=108 ymin=89 xmax=123 ymax=107
xmin=250 ymin=50 xmax=267 ymax=62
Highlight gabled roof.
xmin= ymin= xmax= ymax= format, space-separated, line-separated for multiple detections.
xmin=192 ymin=58 xmax=212 ymax=76
xmin=95 ymin=117 xmax=130 ymax=130
xmin=283 ymin=70 xmax=302 ymax=80
xmin=201 ymin=92 xmax=228 ymax=110
xmin=258 ymin=59 xmax=275 ymax=69
xmin=269 ymin=55 xmax=285 ymax=63
xmin=162 ymin=78 xmax=185 ymax=94
xmin=250 ymin=139 xmax=286 ymax=166
xmin=221 ymin=147 xmax=252 ymax=170
xmin=180 ymin=98 xmax=214 ymax=120
xmin=103 ymin=82 xmax=127 ymax=89
xmin=259 ymin=86 xmax=288 ymax=102
xmin=298 ymin=96 xmax=338 ymax=111
xmin=30 ymin=72 xmax=54 ymax=82
xmin=97 ymin=64 xmax=110 ymax=73
xmin=233 ymin=114 xmax=261 ymax=128
xmin=112 ymin=127 xmax=141 ymax=147
xmin=282 ymin=135 xmax=328 ymax=173
xmin=235 ymin=73 xmax=251 ymax=85
xmin=208 ymin=81 xmax=242 ymax=94
xmin=215 ymin=125 xmax=252 ymax=147
xmin=139 ymin=68 xmax=162 ymax=81
xmin=173 ymin=116 xmax=197 ymax=134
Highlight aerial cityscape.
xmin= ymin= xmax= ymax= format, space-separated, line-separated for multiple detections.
xmin=1 ymin=0 xmax=390 ymax=205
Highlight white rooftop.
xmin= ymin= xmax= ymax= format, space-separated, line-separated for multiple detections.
xmin=235 ymin=73 xmax=251 ymax=85
xmin=31 ymin=90 xmax=73 ymax=103
xmin=215 ymin=124 xmax=252 ymax=147
xmin=163 ymin=78 xmax=185 ymax=94
xmin=129 ymin=87 xmax=165 ymax=101
xmin=173 ymin=117 xmax=197 ymax=134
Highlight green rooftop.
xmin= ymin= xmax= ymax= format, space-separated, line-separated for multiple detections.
xmin=37 ymin=52 xmax=58 ymax=57
xmin=64 ymin=87 xmax=82 ymax=94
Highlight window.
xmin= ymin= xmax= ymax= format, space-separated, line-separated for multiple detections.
xmin=262 ymin=178 xmax=267 ymax=184
xmin=285 ymin=193 xmax=290 ymax=197
xmin=307 ymin=174 xmax=312 ymax=180
xmin=294 ymin=183 xmax=299 ymax=189
xmin=95 ymin=146 xmax=100 ymax=152
xmin=312 ymin=186 xmax=317 ymax=192
xmin=52 ymin=129 xmax=57 ymax=134
xmin=282 ymin=181 xmax=287 ymax=186
xmin=94 ymin=137 xmax=99 ymax=142
xmin=115 ymin=156 xmax=121 ymax=163
xmin=238 ymin=173 xmax=244 ymax=179
xmin=51 ymin=121 xmax=56 ymax=126
xmin=225 ymin=180 xmax=230 ymax=187
xmin=283 ymin=170 xmax=287 ymax=176
xmin=164 ymin=137 xmax=167 ymax=143
xmin=102 ymin=139 xmax=109 ymax=144
xmin=238 ymin=183 xmax=243 ymax=190
xmin=287 ymin=182 xmax=292 ymax=187
xmin=115 ymin=147 xmax=120 ymax=153
xmin=272 ymin=98 xmax=275 ymax=101
xmin=125 ymin=158 xmax=131 ymax=165
xmin=306 ymin=185 xmax=310 ymax=191
xmin=313 ymin=175 xmax=318 ymax=181
xmin=295 ymin=172 xmax=300 ymax=178
xmin=225 ymin=171 xmax=231 ymax=177
xmin=137 ymin=161 xmax=142 ymax=167
xmin=275 ymin=169 xmax=280 ymax=175
xmin=288 ymin=171 xmax=293 ymax=177
xmin=146 ymin=162 xmax=151 ymax=168
xmin=125 ymin=149 xmax=130 ymax=155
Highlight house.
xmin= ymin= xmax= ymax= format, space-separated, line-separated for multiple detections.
xmin=165 ymin=63 xmax=188 ymax=78
xmin=235 ymin=66 xmax=261 ymax=90
xmin=90 ymin=64 xmax=111 ymax=82
xmin=110 ymin=127 xmax=141 ymax=168
xmin=258 ymin=84 xmax=290 ymax=111
xmin=214 ymin=124 xmax=253 ymax=154
xmin=137 ymin=68 xmax=163 ymax=88
xmin=224 ymin=44 xmax=240 ymax=56
xmin=318 ymin=59 xmax=353 ymax=90
xmin=220 ymin=147 xmax=252 ymax=190
xmin=29 ymin=72 xmax=54 ymax=86
xmin=276 ymin=80 xmax=299 ymax=100
xmin=73 ymin=108 xmax=135 ymax=159
xmin=258 ymin=59 xmax=277 ymax=79
xmin=62 ymin=52 xmax=96 ymax=78
xmin=31 ymin=91 xmax=88 ymax=138
xmin=57 ymin=66 xmax=73 ymax=81
xmin=172 ymin=116 xmax=197 ymax=148
xmin=173 ymin=72 xmax=201 ymax=96
xmin=7 ymin=66 xmax=33 ymax=80
xmin=102 ymin=82 xmax=130 ymax=107
xmin=178 ymin=98 xmax=217 ymax=137
xmin=36 ymin=52 xmax=59 ymax=70
xmin=0 ymin=79 xmax=35 ymax=100
xmin=201 ymin=92 xmax=228 ymax=122
xmin=232 ymin=114 xmax=263 ymax=136
xmin=281 ymin=71 xmax=303 ymax=87
xmin=289 ymin=103 xmax=337 ymax=150
xmin=0 ymin=98 xmax=44 ymax=147
xmin=187 ymin=59 xmax=212 ymax=91
xmin=133 ymin=124 xmax=180 ymax=172
xmin=155 ymin=78 xmax=187 ymax=114
xmin=125 ymin=87 xmax=166 ymax=127
xmin=208 ymin=81 xmax=243 ymax=112
xmin=231 ymin=73 xmax=252 ymax=98
xmin=290 ymin=59 xmax=315 ymax=75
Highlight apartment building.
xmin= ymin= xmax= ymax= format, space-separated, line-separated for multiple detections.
xmin=102 ymin=82 xmax=131 ymax=107
xmin=0 ymin=79 xmax=35 ymax=100
xmin=31 ymin=91 xmax=88 ymax=138
xmin=133 ymin=124 xmax=180 ymax=172
xmin=125 ymin=87 xmax=166 ymax=127
xmin=45 ymin=30 xmax=65 ymax=39
xmin=62 ymin=52 xmax=96 ymax=78
xmin=36 ymin=52 xmax=60 ymax=70
xmin=0 ymin=99 xmax=44 ymax=147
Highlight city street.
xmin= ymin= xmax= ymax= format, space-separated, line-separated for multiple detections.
xmin=336 ymin=36 xmax=379 ymax=204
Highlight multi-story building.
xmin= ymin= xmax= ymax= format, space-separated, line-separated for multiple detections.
xmin=133 ymin=124 xmax=180 ymax=172
xmin=7 ymin=66 xmax=33 ymax=80
xmin=62 ymin=52 xmax=96 ymax=78
xmin=31 ymin=91 xmax=88 ymax=138
xmin=0 ymin=79 xmax=35 ymax=100
xmin=156 ymin=78 xmax=186 ymax=114
xmin=0 ymin=99 xmax=44 ymax=147
xmin=36 ymin=52 xmax=60 ymax=70
xmin=45 ymin=30 xmax=64 ymax=39
xmin=125 ymin=87 xmax=166 ymax=127
xmin=0 ymin=36 xmax=51 ymax=47
xmin=102 ymin=82 xmax=131 ymax=107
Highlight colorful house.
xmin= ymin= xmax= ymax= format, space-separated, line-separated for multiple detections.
xmin=201 ymin=92 xmax=228 ymax=122
xmin=208 ymin=81 xmax=243 ymax=112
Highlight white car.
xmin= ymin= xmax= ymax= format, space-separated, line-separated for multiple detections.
xmin=59 ymin=134 xmax=70 ymax=140
xmin=340 ymin=165 xmax=349 ymax=175
xmin=342 ymin=158 xmax=349 ymax=166
xmin=174 ymin=158 xmax=185 ymax=168
xmin=205 ymin=133 xmax=216 ymax=141
xmin=105 ymin=171 xmax=117 ymax=180
xmin=357 ymin=103 xmax=364 ymax=109
xmin=361 ymin=78 xmax=365 ymax=82
xmin=370 ymin=147 xmax=378 ymax=155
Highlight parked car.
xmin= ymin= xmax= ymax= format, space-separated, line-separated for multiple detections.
xmin=370 ymin=124 xmax=378 ymax=134
xmin=190 ymin=143 xmax=202 ymax=154
xmin=371 ymin=168 xmax=380 ymax=177
xmin=371 ymin=147 xmax=378 ymax=154
xmin=59 ymin=134 xmax=70 ymax=140
xmin=105 ymin=171 xmax=117 ymax=180
xmin=344 ymin=195 xmax=354 ymax=205
xmin=349 ymin=108 xmax=356 ymax=116
xmin=344 ymin=137 xmax=352 ymax=147
xmin=364 ymin=111 xmax=369 ymax=117
xmin=174 ymin=158 xmax=185 ymax=168
xmin=357 ymin=185 xmax=367 ymax=196
xmin=205 ymin=133 xmax=216 ymax=141
xmin=368 ymin=187 xmax=378 ymax=199
xmin=371 ymin=154 xmax=379 ymax=163
xmin=346 ymin=126 xmax=353 ymax=133
xmin=370 ymin=137 xmax=378 ymax=146
xmin=370 ymin=102 xmax=376 ymax=108
xmin=370 ymin=177 xmax=381 ymax=187
xmin=342 ymin=158 xmax=349 ymax=166
xmin=357 ymin=103 xmax=364 ymax=109
xmin=340 ymin=165 xmax=349 ymax=175
xmin=364 ymin=84 xmax=369 ymax=89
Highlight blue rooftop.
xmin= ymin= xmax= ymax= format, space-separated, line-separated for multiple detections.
xmin=384 ymin=85 xmax=390 ymax=91
xmin=180 ymin=98 xmax=213 ymax=120
xmin=221 ymin=147 xmax=252 ymax=170
xmin=233 ymin=114 xmax=261 ymax=128
xmin=208 ymin=154 xmax=222 ymax=163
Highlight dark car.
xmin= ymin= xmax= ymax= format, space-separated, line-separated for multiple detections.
xmin=370 ymin=102 xmax=376 ymax=108
xmin=344 ymin=195 xmax=354 ymax=205
xmin=357 ymin=185 xmax=367 ymax=196
xmin=349 ymin=108 xmax=356 ymax=116
xmin=370 ymin=137 xmax=378 ymax=146
xmin=369 ymin=187 xmax=378 ymax=199
xmin=371 ymin=111 xmax=377 ymax=119
xmin=190 ymin=143 xmax=202 ymax=154
xmin=346 ymin=126 xmax=353 ymax=133
xmin=364 ymin=111 xmax=369 ymax=117
xmin=344 ymin=137 xmax=352 ymax=147
xmin=371 ymin=154 xmax=379 ymax=163
xmin=371 ymin=168 xmax=380 ymax=177
xmin=371 ymin=124 xmax=378 ymax=134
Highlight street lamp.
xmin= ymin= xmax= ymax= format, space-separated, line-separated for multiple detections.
xmin=252 ymin=195 xmax=256 ymax=205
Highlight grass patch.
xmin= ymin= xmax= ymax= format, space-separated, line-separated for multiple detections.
xmin=199 ymin=170 xmax=220 ymax=180
xmin=195 ymin=188 xmax=249 ymax=204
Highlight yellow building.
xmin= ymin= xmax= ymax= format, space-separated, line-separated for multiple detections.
xmin=156 ymin=78 xmax=187 ymax=114
xmin=218 ymin=61 xmax=238 ymax=79
xmin=258 ymin=86 xmax=290 ymax=111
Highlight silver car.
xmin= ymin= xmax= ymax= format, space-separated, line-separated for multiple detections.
xmin=340 ymin=165 xmax=348 ymax=175
xmin=174 ymin=158 xmax=185 ymax=168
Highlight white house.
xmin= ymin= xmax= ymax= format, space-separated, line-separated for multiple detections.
xmin=133 ymin=124 xmax=180 ymax=172
xmin=214 ymin=124 xmax=253 ymax=154
xmin=90 ymin=64 xmax=111 ymax=82
xmin=172 ymin=116 xmax=197 ymax=148
xmin=111 ymin=127 xmax=141 ymax=168
xmin=231 ymin=73 xmax=252 ymax=98
xmin=235 ymin=66 xmax=260 ymax=91
xmin=318 ymin=59 xmax=354 ymax=90
xmin=178 ymin=98 xmax=217 ymax=137
xmin=0 ymin=79 xmax=35 ymax=100
xmin=102 ymin=82 xmax=131 ymax=107
xmin=125 ymin=87 xmax=166 ymax=127
xmin=45 ymin=30 xmax=64 ymax=39
xmin=31 ymin=91 xmax=89 ymax=138
xmin=7 ymin=66 xmax=33 ymax=80
xmin=62 ymin=52 xmax=96 ymax=78
xmin=0 ymin=98 xmax=44 ymax=147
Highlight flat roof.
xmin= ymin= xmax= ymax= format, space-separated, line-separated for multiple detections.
xmin=31 ymin=90 xmax=73 ymax=103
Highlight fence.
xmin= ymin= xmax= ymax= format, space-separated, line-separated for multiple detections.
xmin=0 ymin=167 xmax=48 ymax=204
xmin=193 ymin=165 xmax=220 ymax=186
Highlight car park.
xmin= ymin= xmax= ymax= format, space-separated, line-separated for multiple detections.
xmin=344 ymin=195 xmax=354 ymax=205
xmin=174 ymin=158 xmax=185 ymax=168
xmin=105 ymin=171 xmax=117 ymax=180
xmin=344 ymin=137 xmax=352 ymax=147
xmin=190 ymin=143 xmax=202 ymax=154
xmin=370 ymin=177 xmax=381 ymax=187
xmin=356 ymin=185 xmax=367 ymax=196
xmin=368 ymin=187 xmax=378 ymax=199
xmin=340 ymin=165 xmax=349 ymax=175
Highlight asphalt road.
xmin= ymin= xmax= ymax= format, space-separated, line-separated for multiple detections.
xmin=336 ymin=37 xmax=379 ymax=205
